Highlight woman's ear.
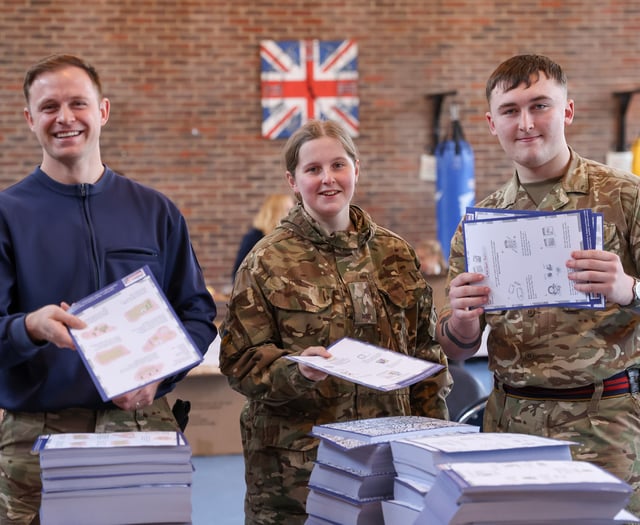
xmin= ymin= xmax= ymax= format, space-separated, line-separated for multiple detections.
xmin=286 ymin=171 xmax=296 ymax=192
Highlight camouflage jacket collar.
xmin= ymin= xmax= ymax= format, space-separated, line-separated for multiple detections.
xmin=281 ymin=204 xmax=375 ymax=251
xmin=504 ymin=147 xmax=589 ymax=210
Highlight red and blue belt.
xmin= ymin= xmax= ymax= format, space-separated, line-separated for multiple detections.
xmin=495 ymin=368 xmax=639 ymax=401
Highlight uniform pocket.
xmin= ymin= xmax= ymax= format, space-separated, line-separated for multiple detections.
xmin=377 ymin=269 xmax=424 ymax=309
xmin=265 ymin=278 xmax=334 ymax=344
xmin=265 ymin=277 xmax=332 ymax=312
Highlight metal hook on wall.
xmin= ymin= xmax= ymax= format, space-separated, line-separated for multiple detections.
xmin=613 ymin=89 xmax=640 ymax=152
xmin=426 ymin=91 xmax=458 ymax=154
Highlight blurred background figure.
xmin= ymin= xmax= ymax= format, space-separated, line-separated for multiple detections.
xmin=232 ymin=193 xmax=294 ymax=279
xmin=415 ymin=239 xmax=447 ymax=277
xmin=416 ymin=239 xmax=448 ymax=312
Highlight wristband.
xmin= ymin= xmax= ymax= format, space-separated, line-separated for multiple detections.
xmin=443 ymin=320 xmax=482 ymax=349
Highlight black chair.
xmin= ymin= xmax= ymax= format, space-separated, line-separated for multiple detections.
xmin=447 ymin=364 xmax=487 ymax=423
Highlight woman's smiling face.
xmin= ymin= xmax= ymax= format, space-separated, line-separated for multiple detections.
xmin=287 ymin=135 xmax=359 ymax=233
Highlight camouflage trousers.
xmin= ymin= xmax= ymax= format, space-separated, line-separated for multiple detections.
xmin=240 ymin=407 xmax=314 ymax=525
xmin=0 ymin=398 xmax=178 ymax=525
xmin=485 ymin=386 xmax=640 ymax=516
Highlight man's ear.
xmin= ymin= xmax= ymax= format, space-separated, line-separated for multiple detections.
xmin=485 ymin=111 xmax=497 ymax=136
xmin=99 ymin=97 xmax=110 ymax=126
xmin=24 ymin=107 xmax=35 ymax=131
xmin=564 ymin=99 xmax=575 ymax=126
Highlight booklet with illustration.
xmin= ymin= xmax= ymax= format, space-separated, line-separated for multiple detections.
xmin=463 ymin=207 xmax=605 ymax=311
xmin=33 ymin=431 xmax=192 ymax=468
xmin=285 ymin=337 xmax=444 ymax=392
xmin=311 ymin=415 xmax=478 ymax=445
xmin=68 ymin=266 xmax=203 ymax=401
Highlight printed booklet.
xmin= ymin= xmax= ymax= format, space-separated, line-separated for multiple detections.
xmin=463 ymin=207 xmax=605 ymax=311
xmin=419 ymin=459 xmax=634 ymax=524
xmin=286 ymin=337 xmax=444 ymax=391
xmin=33 ymin=431 xmax=192 ymax=468
xmin=68 ymin=266 xmax=203 ymax=401
xmin=311 ymin=415 xmax=478 ymax=445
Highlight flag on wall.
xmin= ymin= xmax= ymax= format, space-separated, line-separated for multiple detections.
xmin=260 ymin=39 xmax=359 ymax=139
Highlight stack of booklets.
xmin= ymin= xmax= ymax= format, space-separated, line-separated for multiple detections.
xmin=382 ymin=432 xmax=576 ymax=523
xmin=305 ymin=415 xmax=479 ymax=525
xmin=35 ymin=431 xmax=193 ymax=525
xmin=417 ymin=459 xmax=639 ymax=525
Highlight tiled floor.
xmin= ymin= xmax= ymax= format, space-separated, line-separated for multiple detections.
xmin=192 ymin=454 xmax=245 ymax=524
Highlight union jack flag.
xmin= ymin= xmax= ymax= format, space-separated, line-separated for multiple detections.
xmin=260 ymin=39 xmax=359 ymax=139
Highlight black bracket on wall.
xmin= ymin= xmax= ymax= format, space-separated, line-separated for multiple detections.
xmin=427 ymin=91 xmax=458 ymax=154
xmin=613 ymin=89 xmax=640 ymax=151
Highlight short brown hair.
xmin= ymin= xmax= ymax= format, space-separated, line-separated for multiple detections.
xmin=485 ymin=54 xmax=566 ymax=102
xmin=283 ymin=119 xmax=358 ymax=175
xmin=23 ymin=54 xmax=103 ymax=103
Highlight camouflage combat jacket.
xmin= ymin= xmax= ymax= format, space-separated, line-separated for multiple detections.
xmin=445 ymin=149 xmax=640 ymax=388
xmin=220 ymin=204 xmax=450 ymax=452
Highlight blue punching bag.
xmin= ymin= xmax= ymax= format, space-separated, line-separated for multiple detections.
xmin=435 ymin=105 xmax=475 ymax=261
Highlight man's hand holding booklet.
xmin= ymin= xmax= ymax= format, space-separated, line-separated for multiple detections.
xmin=463 ymin=207 xmax=605 ymax=311
xmin=68 ymin=266 xmax=203 ymax=401
xmin=286 ymin=337 xmax=444 ymax=391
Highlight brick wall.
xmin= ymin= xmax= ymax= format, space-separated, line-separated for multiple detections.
xmin=1 ymin=0 xmax=639 ymax=307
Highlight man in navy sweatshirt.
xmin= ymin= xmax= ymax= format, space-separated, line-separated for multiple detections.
xmin=0 ymin=54 xmax=217 ymax=524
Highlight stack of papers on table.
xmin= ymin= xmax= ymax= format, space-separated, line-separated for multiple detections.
xmin=35 ymin=431 xmax=193 ymax=525
xmin=383 ymin=432 xmax=576 ymax=523
xmin=391 ymin=432 xmax=575 ymax=489
xmin=417 ymin=459 xmax=638 ymax=525
xmin=305 ymin=416 xmax=478 ymax=525
xmin=463 ymin=207 xmax=605 ymax=311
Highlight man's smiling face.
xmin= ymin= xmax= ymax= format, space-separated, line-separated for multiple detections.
xmin=24 ymin=65 xmax=109 ymax=171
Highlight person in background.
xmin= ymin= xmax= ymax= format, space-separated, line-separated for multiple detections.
xmin=437 ymin=54 xmax=640 ymax=514
xmin=219 ymin=119 xmax=451 ymax=525
xmin=0 ymin=54 xmax=217 ymax=523
xmin=231 ymin=193 xmax=294 ymax=279
xmin=415 ymin=239 xmax=447 ymax=278
xmin=416 ymin=238 xmax=449 ymax=312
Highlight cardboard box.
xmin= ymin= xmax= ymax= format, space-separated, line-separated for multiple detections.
xmin=167 ymin=365 xmax=246 ymax=457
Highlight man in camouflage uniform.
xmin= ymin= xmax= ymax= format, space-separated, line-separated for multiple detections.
xmin=220 ymin=119 xmax=451 ymax=525
xmin=438 ymin=54 xmax=640 ymax=515
xmin=0 ymin=55 xmax=217 ymax=523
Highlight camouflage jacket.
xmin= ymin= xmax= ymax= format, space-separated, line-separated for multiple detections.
xmin=445 ymin=149 xmax=640 ymax=388
xmin=220 ymin=204 xmax=450 ymax=450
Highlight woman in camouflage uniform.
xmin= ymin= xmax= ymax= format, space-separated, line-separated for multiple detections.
xmin=219 ymin=119 xmax=451 ymax=524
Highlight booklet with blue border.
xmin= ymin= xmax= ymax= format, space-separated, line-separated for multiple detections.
xmin=68 ymin=266 xmax=203 ymax=401
xmin=286 ymin=337 xmax=444 ymax=392
xmin=463 ymin=208 xmax=605 ymax=311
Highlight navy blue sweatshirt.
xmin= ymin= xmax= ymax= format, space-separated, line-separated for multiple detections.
xmin=0 ymin=166 xmax=217 ymax=411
